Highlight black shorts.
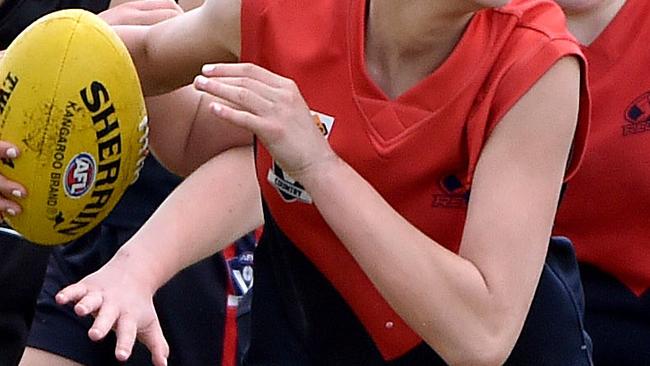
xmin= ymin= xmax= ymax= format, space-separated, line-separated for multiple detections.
xmin=26 ymin=224 xmax=231 ymax=366
xmin=579 ymin=263 xmax=650 ymax=366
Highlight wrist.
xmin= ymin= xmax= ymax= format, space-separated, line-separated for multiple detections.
xmin=110 ymin=244 xmax=167 ymax=295
xmin=293 ymin=154 xmax=346 ymax=194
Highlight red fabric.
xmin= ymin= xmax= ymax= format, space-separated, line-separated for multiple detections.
xmin=242 ymin=0 xmax=588 ymax=359
xmin=221 ymin=305 xmax=238 ymax=366
xmin=555 ymin=0 xmax=650 ymax=297
xmin=221 ymin=245 xmax=238 ymax=366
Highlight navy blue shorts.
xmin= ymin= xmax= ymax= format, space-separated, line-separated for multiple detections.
xmin=26 ymin=224 xmax=231 ymax=366
xmin=245 ymin=208 xmax=594 ymax=366
xmin=0 ymin=228 xmax=51 ymax=366
xmin=506 ymin=236 xmax=593 ymax=365
xmin=579 ymin=263 xmax=650 ymax=366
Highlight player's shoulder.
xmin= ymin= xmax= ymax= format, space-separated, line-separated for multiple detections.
xmin=493 ymin=0 xmax=575 ymax=41
xmin=477 ymin=0 xmax=583 ymax=74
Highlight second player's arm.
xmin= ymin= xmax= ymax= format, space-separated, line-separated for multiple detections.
xmin=56 ymin=145 xmax=262 ymax=365
xmin=111 ymin=145 xmax=261 ymax=294
xmin=145 ymin=85 xmax=252 ymax=176
xmin=115 ymin=0 xmax=241 ymax=95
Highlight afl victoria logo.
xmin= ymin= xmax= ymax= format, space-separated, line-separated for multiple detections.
xmin=267 ymin=111 xmax=336 ymax=204
xmin=64 ymin=153 xmax=96 ymax=198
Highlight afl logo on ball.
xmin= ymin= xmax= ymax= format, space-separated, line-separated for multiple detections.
xmin=64 ymin=153 xmax=96 ymax=198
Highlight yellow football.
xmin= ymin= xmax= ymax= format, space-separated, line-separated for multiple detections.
xmin=0 ymin=9 xmax=148 ymax=245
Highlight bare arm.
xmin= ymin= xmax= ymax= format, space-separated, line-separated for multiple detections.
xmin=115 ymin=0 xmax=241 ymax=95
xmin=121 ymin=0 xmax=250 ymax=174
xmin=145 ymin=85 xmax=252 ymax=176
xmin=112 ymin=145 xmax=262 ymax=291
xmin=56 ymin=146 xmax=262 ymax=365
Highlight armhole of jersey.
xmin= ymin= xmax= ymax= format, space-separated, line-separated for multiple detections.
xmin=562 ymin=54 xmax=590 ymax=183
xmin=465 ymin=38 xmax=590 ymax=188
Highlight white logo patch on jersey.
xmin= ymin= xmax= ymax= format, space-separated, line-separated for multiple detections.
xmin=267 ymin=111 xmax=335 ymax=204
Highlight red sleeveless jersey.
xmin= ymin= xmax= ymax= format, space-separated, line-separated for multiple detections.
xmin=554 ymin=0 xmax=650 ymax=297
xmin=242 ymin=0 xmax=589 ymax=359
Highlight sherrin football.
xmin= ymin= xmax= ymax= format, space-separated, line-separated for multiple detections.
xmin=0 ymin=10 xmax=148 ymax=245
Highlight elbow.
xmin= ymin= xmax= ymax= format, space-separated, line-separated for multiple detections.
xmin=432 ymin=317 xmax=518 ymax=366
xmin=448 ymin=341 xmax=512 ymax=366
xmin=148 ymin=147 xmax=193 ymax=178
xmin=441 ymin=335 xmax=513 ymax=366
xmin=137 ymin=27 xmax=171 ymax=97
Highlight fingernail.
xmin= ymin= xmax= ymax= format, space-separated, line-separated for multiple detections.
xmin=6 ymin=208 xmax=16 ymax=216
xmin=202 ymin=64 xmax=216 ymax=74
xmin=6 ymin=148 xmax=17 ymax=159
xmin=56 ymin=294 xmax=67 ymax=303
xmin=211 ymin=103 xmax=222 ymax=114
xmin=117 ymin=349 xmax=130 ymax=360
xmin=88 ymin=328 xmax=101 ymax=339
xmin=195 ymin=75 xmax=208 ymax=87
xmin=11 ymin=190 xmax=22 ymax=198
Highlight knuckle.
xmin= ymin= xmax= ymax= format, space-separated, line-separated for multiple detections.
xmin=241 ymin=63 xmax=255 ymax=74
xmin=238 ymin=77 xmax=251 ymax=88
xmin=267 ymin=124 xmax=285 ymax=140
xmin=237 ymin=88 xmax=250 ymax=104
xmin=268 ymin=101 xmax=282 ymax=114
xmin=283 ymin=78 xmax=298 ymax=91
xmin=277 ymin=89 xmax=292 ymax=101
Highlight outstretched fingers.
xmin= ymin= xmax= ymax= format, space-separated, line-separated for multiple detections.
xmin=56 ymin=283 xmax=89 ymax=305
xmin=140 ymin=319 xmax=170 ymax=366
xmin=73 ymin=290 xmax=104 ymax=317
xmin=87 ymin=301 xmax=120 ymax=341
xmin=115 ymin=316 xmax=138 ymax=362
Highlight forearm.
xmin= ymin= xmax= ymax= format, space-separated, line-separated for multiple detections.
xmin=300 ymin=160 xmax=503 ymax=363
xmin=111 ymin=146 xmax=262 ymax=291
xmin=113 ymin=2 xmax=239 ymax=96
xmin=147 ymin=85 xmax=253 ymax=176
xmin=112 ymin=24 xmax=178 ymax=95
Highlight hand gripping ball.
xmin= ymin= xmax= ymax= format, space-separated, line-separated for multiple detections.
xmin=0 ymin=10 xmax=148 ymax=245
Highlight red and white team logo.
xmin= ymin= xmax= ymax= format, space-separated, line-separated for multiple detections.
xmin=64 ymin=153 xmax=96 ymax=198
xmin=267 ymin=111 xmax=336 ymax=204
